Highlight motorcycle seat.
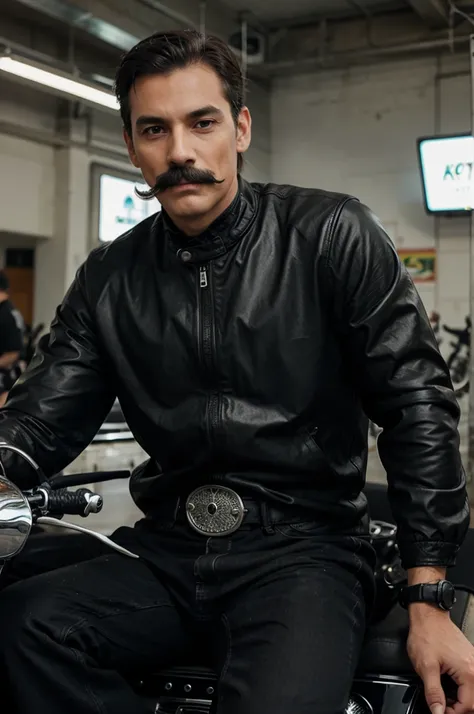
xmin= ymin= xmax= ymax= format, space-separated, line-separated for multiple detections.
xmin=358 ymin=603 xmax=411 ymax=676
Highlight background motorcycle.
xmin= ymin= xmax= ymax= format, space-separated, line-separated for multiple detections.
xmin=443 ymin=319 xmax=471 ymax=398
xmin=1 ymin=446 xmax=473 ymax=714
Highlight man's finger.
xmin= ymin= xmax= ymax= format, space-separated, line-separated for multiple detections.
xmin=446 ymin=681 xmax=474 ymax=714
xmin=421 ymin=664 xmax=446 ymax=714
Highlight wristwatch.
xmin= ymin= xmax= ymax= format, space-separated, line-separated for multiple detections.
xmin=399 ymin=580 xmax=456 ymax=611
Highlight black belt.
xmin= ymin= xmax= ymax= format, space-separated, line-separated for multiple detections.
xmin=147 ymin=484 xmax=311 ymax=536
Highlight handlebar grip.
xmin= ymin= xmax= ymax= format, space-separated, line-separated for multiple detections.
xmin=49 ymin=470 xmax=130 ymax=489
xmin=46 ymin=488 xmax=103 ymax=517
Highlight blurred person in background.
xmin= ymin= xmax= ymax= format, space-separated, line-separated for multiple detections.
xmin=429 ymin=309 xmax=442 ymax=346
xmin=0 ymin=270 xmax=25 ymax=407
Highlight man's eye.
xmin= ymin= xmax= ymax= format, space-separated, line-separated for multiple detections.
xmin=143 ymin=126 xmax=163 ymax=135
xmin=195 ymin=120 xmax=215 ymax=129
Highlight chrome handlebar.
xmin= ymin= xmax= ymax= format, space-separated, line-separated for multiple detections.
xmin=0 ymin=442 xmax=139 ymax=563
xmin=0 ymin=441 xmax=44 ymax=480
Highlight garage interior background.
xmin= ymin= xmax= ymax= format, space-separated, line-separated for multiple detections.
xmin=1 ymin=0 xmax=473 ymax=526
xmin=2 ymin=0 xmax=473 ymax=327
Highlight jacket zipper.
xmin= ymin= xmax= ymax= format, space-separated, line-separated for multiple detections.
xmin=197 ymin=264 xmax=220 ymax=443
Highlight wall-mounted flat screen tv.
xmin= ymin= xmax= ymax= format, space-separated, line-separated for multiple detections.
xmin=417 ymin=134 xmax=474 ymax=215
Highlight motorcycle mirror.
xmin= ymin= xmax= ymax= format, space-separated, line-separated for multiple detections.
xmin=0 ymin=476 xmax=32 ymax=561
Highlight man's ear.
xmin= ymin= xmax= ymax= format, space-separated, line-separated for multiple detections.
xmin=236 ymin=107 xmax=252 ymax=154
xmin=123 ymin=129 xmax=140 ymax=169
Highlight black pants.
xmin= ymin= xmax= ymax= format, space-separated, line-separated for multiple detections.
xmin=0 ymin=512 xmax=375 ymax=714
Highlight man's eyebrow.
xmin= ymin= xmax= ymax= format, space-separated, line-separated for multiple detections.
xmin=135 ymin=105 xmax=224 ymax=127
xmin=136 ymin=115 xmax=165 ymax=127
xmin=187 ymin=105 xmax=224 ymax=120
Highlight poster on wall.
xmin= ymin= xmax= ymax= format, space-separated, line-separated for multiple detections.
xmin=99 ymin=173 xmax=160 ymax=242
xmin=397 ymin=248 xmax=436 ymax=283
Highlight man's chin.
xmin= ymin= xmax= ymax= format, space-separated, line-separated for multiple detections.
xmin=161 ymin=191 xmax=211 ymax=217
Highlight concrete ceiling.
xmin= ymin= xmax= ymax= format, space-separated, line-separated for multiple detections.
xmin=3 ymin=0 xmax=465 ymax=47
xmin=220 ymin=0 xmax=408 ymax=23
xmin=3 ymin=0 xmax=474 ymax=82
xmin=219 ymin=0 xmax=474 ymax=30
xmin=405 ymin=0 xmax=449 ymax=26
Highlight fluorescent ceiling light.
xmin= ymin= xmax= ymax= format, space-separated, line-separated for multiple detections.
xmin=0 ymin=55 xmax=118 ymax=111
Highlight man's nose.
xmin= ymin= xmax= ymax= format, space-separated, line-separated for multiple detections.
xmin=167 ymin=127 xmax=196 ymax=166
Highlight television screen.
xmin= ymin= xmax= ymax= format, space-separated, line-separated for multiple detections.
xmin=98 ymin=173 xmax=160 ymax=242
xmin=417 ymin=134 xmax=474 ymax=214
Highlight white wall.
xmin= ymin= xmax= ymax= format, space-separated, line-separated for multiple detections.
xmin=271 ymin=53 xmax=472 ymax=336
xmin=0 ymin=79 xmax=58 ymax=240
xmin=0 ymin=134 xmax=55 ymax=240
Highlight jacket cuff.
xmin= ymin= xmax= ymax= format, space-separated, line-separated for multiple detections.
xmin=398 ymin=540 xmax=460 ymax=570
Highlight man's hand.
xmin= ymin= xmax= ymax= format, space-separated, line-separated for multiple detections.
xmin=408 ymin=604 xmax=474 ymax=714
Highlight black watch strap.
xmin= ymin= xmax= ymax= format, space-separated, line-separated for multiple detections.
xmin=399 ymin=580 xmax=456 ymax=611
xmin=400 ymin=584 xmax=434 ymax=608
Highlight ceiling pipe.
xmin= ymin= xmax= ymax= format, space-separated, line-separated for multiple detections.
xmin=258 ymin=32 xmax=471 ymax=75
xmin=264 ymin=2 xmax=404 ymax=31
xmin=8 ymin=0 xmax=140 ymax=51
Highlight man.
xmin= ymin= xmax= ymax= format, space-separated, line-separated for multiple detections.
xmin=0 ymin=29 xmax=471 ymax=714
xmin=0 ymin=270 xmax=24 ymax=407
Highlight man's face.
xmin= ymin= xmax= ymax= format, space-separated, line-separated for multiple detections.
xmin=124 ymin=64 xmax=251 ymax=234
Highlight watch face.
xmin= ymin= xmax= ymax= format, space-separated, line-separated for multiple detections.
xmin=439 ymin=581 xmax=456 ymax=610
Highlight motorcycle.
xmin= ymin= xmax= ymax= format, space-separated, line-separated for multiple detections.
xmin=444 ymin=320 xmax=471 ymax=398
xmin=1 ymin=445 xmax=473 ymax=714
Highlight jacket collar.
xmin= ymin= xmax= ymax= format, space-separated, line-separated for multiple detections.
xmin=161 ymin=177 xmax=257 ymax=263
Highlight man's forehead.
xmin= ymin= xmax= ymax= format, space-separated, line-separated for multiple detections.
xmin=129 ymin=65 xmax=228 ymax=116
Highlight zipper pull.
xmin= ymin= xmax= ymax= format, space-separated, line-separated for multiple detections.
xmin=199 ymin=265 xmax=208 ymax=288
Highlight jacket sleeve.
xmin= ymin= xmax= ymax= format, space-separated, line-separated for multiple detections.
xmin=325 ymin=197 xmax=470 ymax=569
xmin=0 ymin=261 xmax=116 ymax=488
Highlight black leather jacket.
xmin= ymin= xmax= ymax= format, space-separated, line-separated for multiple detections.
xmin=0 ymin=179 xmax=469 ymax=569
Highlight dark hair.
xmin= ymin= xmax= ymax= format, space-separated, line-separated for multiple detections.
xmin=115 ymin=30 xmax=245 ymax=173
xmin=0 ymin=271 xmax=9 ymax=292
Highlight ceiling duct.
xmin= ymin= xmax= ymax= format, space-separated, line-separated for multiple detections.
xmin=258 ymin=31 xmax=471 ymax=76
xmin=9 ymin=0 xmax=141 ymax=51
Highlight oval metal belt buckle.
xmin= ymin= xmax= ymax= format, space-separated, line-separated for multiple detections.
xmin=185 ymin=486 xmax=245 ymax=536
